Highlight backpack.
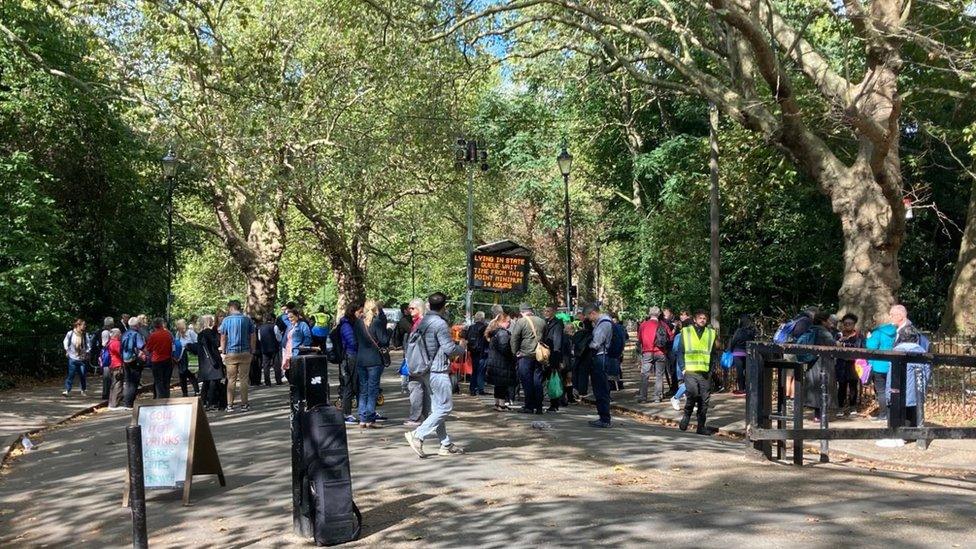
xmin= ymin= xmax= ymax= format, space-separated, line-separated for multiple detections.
xmin=466 ymin=322 xmax=487 ymax=353
xmin=608 ymin=323 xmax=625 ymax=359
xmin=326 ymin=324 xmax=345 ymax=364
xmin=773 ymin=319 xmax=798 ymax=344
xmin=653 ymin=322 xmax=670 ymax=350
xmin=121 ymin=331 xmax=140 ymax=363
xmin=100 ymin=346 xmax=111 ymax=368
xmin=794 ymin=329 xmax=817 ymax=363
xmin=405 ymin=327 xmax=433 ymax=376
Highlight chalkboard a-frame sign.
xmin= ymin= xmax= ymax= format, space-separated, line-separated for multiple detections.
xmin=122 ymin=397 xmax=225 ymax=506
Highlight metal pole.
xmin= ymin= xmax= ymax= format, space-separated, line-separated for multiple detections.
xmin=708 ymin=102 xmax=721 ymax=330
xmin=563 ymin=173 xmax=573 ymax=312
xmin=465 ymin=164 xmax=474 ymax=325
xmin=126 ymin=425 xmax=148 ymax=549
xmin=165 ymin=176 xmax=174 ymax=326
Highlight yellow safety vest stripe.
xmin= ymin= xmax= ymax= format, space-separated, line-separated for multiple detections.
xmin=681 ymin=326 xmax=715 ymax=372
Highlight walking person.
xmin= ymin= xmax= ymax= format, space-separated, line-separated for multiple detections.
xmin=105 ymin=329 xmax=125 ymax=408
xmin=218 ymin=300 xmax=256 ymax=412
xmin=637 ymin=306 xmax=672 ymax=403
xmin=258 ymin=315 xmax=283 ymax=385
xmin=542 ymin=306 xmax=565 ymax=412
xmin=485 ymin=311 xmax=517 ymax=411
xmin=465 ymin=311 xmax=489 ymax=396
xmin=356 ymin=300 xmax=389 ymax=428
xmin=120 ymin=316 xmax=146 ymax=408
xmin=510 ymin=303 xmax=546 ymax=415
xmin=174 ymin=319 xmax=200 ymax=397
xmin=585 ymin=304 xmax=614 ymax=428
xmin=62 ymin=318 xmax=90 ymax=397
xmin=404 ymin=298 xmax=430 ymax=426
xmin=727 ymin=314 xmax=757 ymax=396
xmin=677 ymin=310 xmax=719 ymax=434
xmin=197 ymin=315 xmax=227 ymax=411
xmin=144 ymin=318 xmax=175 ymax=399
xmin=337 ymin=301 xmax=364 ymax=425
xmin=404 ymin=292 xmax=464 ymax=458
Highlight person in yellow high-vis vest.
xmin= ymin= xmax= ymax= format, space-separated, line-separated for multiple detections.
xmin=678 ymin=310 xmax=721 ymax=434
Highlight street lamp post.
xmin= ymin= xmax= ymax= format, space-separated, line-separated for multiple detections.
xmin=557 ymin=146 xmax=574 ymax=312
xmin=161 ymin=150 xmax=178 ymax=326
xmin=456 ymin=137 xmax=488 ymax=325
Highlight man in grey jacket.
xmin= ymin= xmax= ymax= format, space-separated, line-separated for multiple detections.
xmin=405 ymin=292 xmax=464 ymax=458
xmin=510 ymin=303 xmax=547 ymax=414
xmin=586 ymin=303 xmax=614 ymax=428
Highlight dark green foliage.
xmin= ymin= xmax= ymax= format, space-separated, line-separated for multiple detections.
xmin=1 ymin=2 xmax=168 ymax=340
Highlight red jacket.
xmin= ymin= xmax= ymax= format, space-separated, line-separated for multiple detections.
xmin=107 ymin=339 xmax=124 ymax=368
xmin=144 ymin=329 xmax=174 ymax=363
xmin=638 ymin=318 xmax=673 ymax=354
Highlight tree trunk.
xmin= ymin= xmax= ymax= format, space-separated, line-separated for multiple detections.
xmin=833 ymin=161 xmax=903 ymax=328
xmin=333 ymin=259 xmax=367 ymax=317
xmin=209 ymin=192 xmax=286 ymax=321
xmin=940 ymin=178 xmax=976 ymax=335
xmin=244 ymin=264 xmax=279 ymax=320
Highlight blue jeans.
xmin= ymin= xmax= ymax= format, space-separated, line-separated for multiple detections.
xmin=469 ymin=350 xmax=487 ymax=394
xmin=413 ymin=372 xmax=452 ymax=447
xmin=65 ymin=358 xmax=87 ymax=392
xmin=517 ymin=357 xmax=544 ymax=412
xmin=590 ymin=354 xmax=612 ymax=423
xmin=357 ymin=364 xmax=383 ymax=423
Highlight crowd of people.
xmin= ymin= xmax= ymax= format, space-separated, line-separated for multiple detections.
xmin=60 ymin=292 xmax=932 ymax=453
xmin=60 ymin=300 xmax=335 ymax=413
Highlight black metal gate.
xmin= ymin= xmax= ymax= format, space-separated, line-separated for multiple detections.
xmin=745 ymin=342 xmax=976 ymax=465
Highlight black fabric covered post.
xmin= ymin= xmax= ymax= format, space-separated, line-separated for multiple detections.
xmin=126 ymin=425 xmax=148 ymax=549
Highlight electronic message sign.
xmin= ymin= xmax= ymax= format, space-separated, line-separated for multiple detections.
xmin=470 ymin=252 xmax=530 ymax=293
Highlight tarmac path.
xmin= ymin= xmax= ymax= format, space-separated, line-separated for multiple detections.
xmin=1 ymin=366 xmax=975 ymax=548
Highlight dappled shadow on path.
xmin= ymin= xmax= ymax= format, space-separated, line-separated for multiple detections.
xmin=1 ymin=367 xmax=974 ymax=548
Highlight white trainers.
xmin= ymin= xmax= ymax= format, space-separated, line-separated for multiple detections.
xmin=438 ymin=443 xmax=465 ymax=456
xmin=404 ymin=432 xmax=426 ymax=458
xmin=61 ymin=390 xmax=70 ymax=397
xmin=876 ymin=438 xmax=906 ymax=448
xmin=80 ymin=390 xmax=87 ymax=397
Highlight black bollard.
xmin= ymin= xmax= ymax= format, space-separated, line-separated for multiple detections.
xmin=290 ymin=378 xmax=312 ymax=537
xmin=126 ymin=425 xmax=148 ymax=549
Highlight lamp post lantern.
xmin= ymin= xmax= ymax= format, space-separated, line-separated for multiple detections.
xmin=456 ymin=137 xmax=488 ymax=325
xmin=161 ymin=150 xmax=178 ymax=325
xmin=557 ymin=146 xmax=574 ymax=312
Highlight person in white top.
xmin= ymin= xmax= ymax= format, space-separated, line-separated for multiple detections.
xmin=62 ymin=318 xmax=90 ymax=397
xmin=175 ymin=319 xmax=200 ymax=397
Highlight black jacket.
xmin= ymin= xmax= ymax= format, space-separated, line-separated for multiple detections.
xmin=728 ymin=326 xmax=757 ymax=353
xmin=466 ymin=320 xmax=488 ymax=354
xmin=486 ymin=327 xmax=517 ymax=387
xmin=354 ymin=316 xmax=389 ymax=368
xmin=197 ymin=328 xmax=225 ymax=381
xmin=544 ymin=317 xmax=565 ymax=358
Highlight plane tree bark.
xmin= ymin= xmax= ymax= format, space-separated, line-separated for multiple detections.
xmin=431 ymin=0 xmax=919 ymax=326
